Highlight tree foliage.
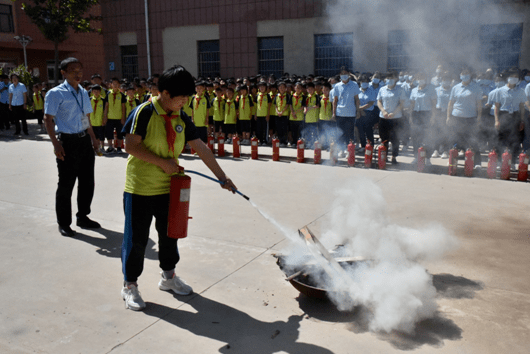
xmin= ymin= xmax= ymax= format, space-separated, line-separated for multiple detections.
xmin=14 ymin=0 xmax=102 ymax=84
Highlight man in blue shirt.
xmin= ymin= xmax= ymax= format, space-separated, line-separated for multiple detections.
xmin=8 ymin=73 xmax=28 ymax=135
xmin=44 ymin=57 xmax=101 ymax=237
xmin=0 ymin=74 xmax=10 ymax=131
xmin=332 ymin=67 xmax=360 ymax=156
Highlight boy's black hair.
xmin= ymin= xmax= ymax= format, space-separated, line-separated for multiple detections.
xmin=257 ymin=81 xmax=267 ymax=87
xmin=91 ymin=74 xmax=101 ymax=80
xmin=0 ymin=74 xmax=8 ymax=79
xmin=306 ymin=82 xmax=315 ymax=88
xmin=60 ymin=57 xmax=81 ymax=71
xmin=322 ymin=82 xmax=332 ymax=89
xmin=277 ymin=81 xmax=286 ymax=87
xmin=111 ymin=77 xmax=120 ymax=83
xmin=91 ymin=84 xmax=102 ymax=91
xmin=158 ymin=65 xmax=195 ymax=98
xmin=195 ymin=80 xmax=206 ymax=87
xmin=120 ymin=83 xmax=128 ymax=89
xmin=33 ymin=83 xmax=40 ymax=88
xmin=214 ymin=86 xmax=222 ymax=91
xmin=125 ymin=85 xmax=135 ymax=91
xmin=268 ymin=82 xmax=278 ymax=89
xmin=206 ymin=81 xmax=214 ymax=87
xmin=220 ymin=84 xmax=227 ymax=89
xmin=226 ymin=87 xmax=235 ymax=93
xmin=236 ymin=85 xmax=248 ymax=92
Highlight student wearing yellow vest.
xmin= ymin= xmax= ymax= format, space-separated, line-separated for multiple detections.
xmin=32 ymin=83 xmax=45 ymax=132
xmin=211 ymin=86 xmax=225 ymax=140
xmin=287 ymin=82 xmax=305 ymax=147
xmin=90 ymin=74 xmax=107 ymax=100
xmin=272 ymin=81 xmax=290 ymax=146
xmin=119 ymin=65 xmax=238 ymax=311
xmin=249 ymin=84 xmax=258 ymax=140
xmin=255 ymin=81 xmax=270 ymax=145
xmin=267 ymin=82 xmax=278 ymax=143
xmin=303 ymin=82 xmax=321 ymax=146
xmin=236 ymin=85 xmax=254 ymax=145
xmin=319 ymin=82 xmax=335 ymax=149
xmin=125 ymin=85 xmax=141 ymax=117
xmin=103 ymin=78 xmax=127 ymax=153
xmin=223 ymin=87 xmax=238 ymax=143
xmin=89 ymin=85 xmax=106 ymax=154
xmin=206 ymin=82 xmax=215 ymax=135
xmin=189 ymin=81 xmax=211 ymax=143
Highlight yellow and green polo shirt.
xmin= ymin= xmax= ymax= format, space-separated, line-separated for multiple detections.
xmin=212 ymin=96 xmax=225 ymax=122
xmin=125 ymin=96 xmax=140 ymax=117
xmin=106 ymin=89 xmax=127 ymax=120
xmin=256 ymin=92 xmax=270 ymax=117
xmin=236 ymin=94 xmax=254 ymax=121
xmin=189 ymin=93 xmax=211 ymax=127
xmin=303 ymin=94 xmax=321 ymax=123
xmin=123 ymin=96 xmax=200 ymax=196
xmin=268 ymin=91 xmax=277 ymax=116
xmin=33 ymin=92 xmax=44 ymax=111
xmin=273 ymin=93 xmax=290 ymax=117
xmin=224 ymin=98 xmax=238 ymax=124
xmin=90 ymin=96 xmax=105 ymax=127
xmin=319 ymin=95 xmax=333 ymax=121
xmin=288 ymin=93 xmax=305 ymax=121
xmin=182 ymin=96 xmax=193 ymax=118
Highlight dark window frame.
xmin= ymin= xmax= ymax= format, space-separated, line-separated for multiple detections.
xmin=197 ymin=40 xmax=220 ymax=78
xmin=120 ymin=45 xmax=138 ymax=82
xmin=258 ymin=37 xmax=284 ymax=77
xmin=0 ymin=4 xmax=14 ymax=33
xmin=314 ymin=33 xmax=354 ymax=77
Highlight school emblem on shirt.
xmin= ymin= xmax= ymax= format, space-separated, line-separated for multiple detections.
xmin=175 ymin=124 xmax=183 ymax=133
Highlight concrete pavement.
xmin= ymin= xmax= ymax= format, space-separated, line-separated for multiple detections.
xmin=0 ymin=123 xmax=529 ymax=354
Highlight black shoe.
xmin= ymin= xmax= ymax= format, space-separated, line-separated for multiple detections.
xmin=76 ymin=216 xmax=101 ymax=229
xmin=391 ymin=157 xmax=398 ymax=165
xmin=58 ymin=225 xmax=76 ymax=237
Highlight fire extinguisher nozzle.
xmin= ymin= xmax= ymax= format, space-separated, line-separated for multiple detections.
xmin=186 ymin=170 xmax=250 ymax=201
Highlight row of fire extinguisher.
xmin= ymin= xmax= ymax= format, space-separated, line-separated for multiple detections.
xmin=193 ymin=134 xmax=529 ymax=182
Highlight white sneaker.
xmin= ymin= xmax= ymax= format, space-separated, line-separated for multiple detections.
xmin=425 ymin=158 xmax=432 ymax=166
xmin=338 ymin=150 xmax=344 ymax=158
xmin=511 ymin=164 xmax=516 ymax=171
xmin=441 ymin=151 xmax=449 ymax=159
xmin=458 ymin=150 xmax=464 ymax=158
xmin=431 ymin=150 xmax=440 ymax=158
xmin=158 ymin=273 xmax=193 ymax=295
xmin=121 ymin=284 xmax=146 ymax=311
xmin=474 ymin=165 xmax=482 ymax=171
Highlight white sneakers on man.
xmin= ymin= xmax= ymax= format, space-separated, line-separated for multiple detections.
xmin=431 ymin=150 xmax=440 ymax=158
xmin=158 ymin=273 xmax=193 ymax=296
xmin=121 ymin=284 xmax=146 ymax=311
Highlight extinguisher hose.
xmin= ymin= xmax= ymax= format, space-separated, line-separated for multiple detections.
xmin=185 ymin=170 xmax=250 ymax=201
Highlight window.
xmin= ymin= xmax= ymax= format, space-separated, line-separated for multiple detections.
xmin=0 ymin=4 xmax=14 ymax=33
xmin=387 ymin=30 xmax=418 ymax=72
xmin=258 ymin=37 xmax=284 ymax=77
xmin=197 ymin=40 xmax=220 ymax=78
xmin=314 ymin=33 xmax=354 ymax=77
xmin=480 ymin=23 xmax=522 ymax=72
xmin=121 ymin=45 xmax=138 ymax=82
xmin=47 ymin=60 xmax=63 ymax=85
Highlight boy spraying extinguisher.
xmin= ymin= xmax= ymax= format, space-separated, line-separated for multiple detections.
xmin=120 ymin=65 xmax=237 ymax=311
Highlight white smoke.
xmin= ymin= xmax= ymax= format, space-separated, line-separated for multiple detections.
xmin=280 ymin=178 xmax=458 ymax=333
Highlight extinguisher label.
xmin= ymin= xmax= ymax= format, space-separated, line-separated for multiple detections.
xmin=420 ymin=151 xmax=426 ymax=157
xmin=252 ymin=141 xmax=258 ymax=146
xmin=219 ymin=140 xmax=224 ymax=144
xmin=299 ymin=144 xmax=305 ymax=149
xmin=525 ymin=158 xmax=529 ymax=164
xmin=180 ymin=189 xmax=190 ymax=202
xmin=366 ymin=150 xmax=372 ymax=156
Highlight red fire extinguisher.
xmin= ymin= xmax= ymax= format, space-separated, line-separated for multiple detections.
xmin=232 ymin=136 xmax=240 ymax=158
xmin=297 ymin=138 xmax=305 ymax=163
xmin=364 ymin=140 xmax=373 ymax=168
xmin=329 ymin=141 xmax=338 ymax=165
xmin=377 ymin=143 xmax=387 ymax=170
xmin=272 ymin=137 xmax=280 ymax=161
xmin=517 ymin=151 xmax=529 ymax=181
xmin=448 ymin=145 xmax=458 ymax=176
xmin=500 ymin=148 xmax=511 ymax=180
xmin=464 ymin=148 xmax=474 ymax=177
xmin=487 ymin=149 xmax=497 ymax=179
xmin=314 ymin=141 xmax=322 ymax=164
xmin=347 ymin=140 xmax=356 ymax=167
xmin=251 ymin=136 xmax=259 ymax=160
xmin=207 ymin=134 xmax=215 ymax=153
xmin=417 ymin=146 xmax=426 ymax=173
xmin=168 ymin=174 xmax=192 ymax=239
xmin=217 ymin=133 xmax=225 ymax=157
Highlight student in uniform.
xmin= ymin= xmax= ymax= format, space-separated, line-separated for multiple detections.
xmin=211 ymin=86 xmax=225 ymax=140
xmin=125 ymin=85 xmax=141 ymax=117
xmin=89 ymin=85 xmax=106 ymax=154
xmin=119 ymin=65 xmax=238 ymax=311
xmin=90 ymin=74 xmax=107 ymax=99
xmin=273 ymin=81 xmax=291 ymax=147
xmin=249 ymin=84 xmax=258 ymax=138
xmin=303 ymin=82 xmax=320 ymax=147
xmin=189 ymin=81 xmax=211 ymax=143
xmin=356 ymin=74 xmax=377 ymax=152
xmin=103 ymin=77 xmax=127 ymax=153
xmin=377 ymin=71 xmax=407 ymax=165
xmin=288 ymin=82 xmax=305 ymax=147
xmin=207 ymin=82 xmax=215 ymax=136
xmin=494 ymin=69 xmax=526 ymax=168
xmin=432 ymin=73 xmax=453 ymax=159
xmin=255 ymin=81 xmax=270 ymax=145
xmin=319 ymin=82 xmax=334 ymax=149
xmin=236 ymin=85 xmax=254 ymax=145
xmin=32 ymin=83 xmax=45 ymax=132
xmin=267 ymin=82 xmax=278 ymax=142
xmin=223 ymin=87 xmax=238 ymax=143
xmin=447 ymin=68 xmax=483 ymax=169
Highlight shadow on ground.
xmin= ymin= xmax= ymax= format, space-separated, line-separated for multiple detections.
xmin=142 ymin=293 xmax=335 ymax=354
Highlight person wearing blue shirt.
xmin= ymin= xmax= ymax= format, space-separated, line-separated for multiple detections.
xmin=356 ymin=74 xmax=377 ymax=151
xmin=493 ymin=69 xmax=526 ymax=167
xmin=447 ymin=68 xmax=483 ymax=169
xmin=8 ymin=73 xmax=28 ymax=135
xmin=44 ymin=57 xmax=101 ymax=237
xmin=332 ymin=67 xmax=360 ymax=156
xmin=432 ymin=75 xmax=454 ymax=159
xmin=0 ymin=74 xmax=10 ymax=131
xmin=409 ymin=72 xmax=437 ymax=166
xmin=377 ymin=71 xmax=407 ymax=165
xmin=369 ymin=72 xmax=383 ymax=124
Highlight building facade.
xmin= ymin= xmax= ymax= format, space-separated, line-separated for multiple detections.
xmin=0 ymin=0 xmax=104 ymax=84
xmin=101 ymin=0 xmax=530 ymax=80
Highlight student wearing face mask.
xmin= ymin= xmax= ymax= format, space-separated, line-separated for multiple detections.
xmin=494 ymin=69 xmax=526 ymax=169
xmin=370 ymin=72 xmax=383 ymax=126
xmin=485 ymin=73 xmax=506 ymax=151
xmin=356 ymin=74 xmax=377 ymax=152
xmin=376 ymin=72 xmax=407 ymax=165
xmin=409 ymin=72 xmax=437 ymax=166
xmin=332 ymin=67 xmax=361 ymax=156
xmin=397 ymin=71 xmax=406 ymax=87
xmin=432 ymin=73 xmax=453 ymax=159
xmin=399 ymin=72 xmax=414 ymax=153
xmin=431 ymin=65 xmax=444 ymax=87
xmin=518 ymin=69 xmax=530 ymax=90
xmin=446 ymin=68 xmax=484 ymax=169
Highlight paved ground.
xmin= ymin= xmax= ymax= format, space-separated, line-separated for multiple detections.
xmin=1 ymin=122 xmax=529 ymax=354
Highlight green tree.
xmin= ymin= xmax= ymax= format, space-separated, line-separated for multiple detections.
xmin=15 ymin=0 xmax=101 ymax=85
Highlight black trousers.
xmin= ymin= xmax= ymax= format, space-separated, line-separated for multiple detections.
xmin=276 ymin=116 xmax=289 ymax=144
xmin=11 ymin=105 xmax=28 ymax=134
xmin=0 ymin=102 xmax=10 ymax=129
xmin=379 ymin=117 xmax=405 ymax=158
xmin=289 ymin=120 xmax=302 ymax=144
xmin=498 ymin=112 xmax=524 ymax=162
xmin=336 ymin=116 xmax=355 ymax=149
xmin=122 ymin=192 xmax=180 ymax=282
xmin=56 ymin=133 xmax=95 ymax=226
xmin=450 ymin=116 xmax=482 ymax=166
xmin=411 ymin=110 xmax=433 ymax=157
xmin=356 ymin=110 xmax=376 ymax=147
xmin=256 ymin=116 xmax=268 ymax=143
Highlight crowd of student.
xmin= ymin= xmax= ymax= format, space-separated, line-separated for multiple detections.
xmin=2 ymin=65 xmax=530 ymax=170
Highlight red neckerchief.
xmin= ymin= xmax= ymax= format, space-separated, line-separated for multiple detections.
xmin=294 ymin=93 xmax=301 ymax=106
xmin=279 ymin=94 xmax=285 ymax=107
xmin=259 ymin=92 xmax=265 ymax=108
xmin=241 ymin=95 xmax=246 ymax=110
xmin=322 ymin=96 xmax=329 ymax=110
xmin=161 ymin=114 xmax=176 ymax=155
xmin=306 ymin=94 xmax=312 ymax=106
xmin=195 ymin=94 xmax=202 ymax=110
xmin=35 ymin=94 xmax=40 ymax=103
xmin=93 ymin=98 xmax=99 ymax=112
xmin=113 ymin=91 xmax=117 ymax=104
xmin=128 ymin=97 xmax=134 ymax=109
xmin=227 ymin=99 xmax=231 ymax=115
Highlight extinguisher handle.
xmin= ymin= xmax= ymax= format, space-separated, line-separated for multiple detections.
xmin=185 ymin=170 xmax=250 ymax=201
